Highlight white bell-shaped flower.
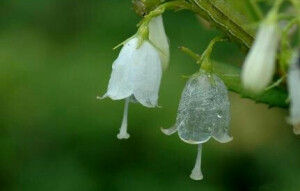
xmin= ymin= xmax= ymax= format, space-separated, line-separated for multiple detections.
xmin=242 ymin=17 xmax=280 ymax=94
xmin=162 ymin=70 xmax=232 ymax=180
xmin=101 ymin=37 xmax=162 ymax=139
xmin=149 ymin=15 xmax=169 ymax=70
xmin=287 ymin=52 xmax=300 ymax=135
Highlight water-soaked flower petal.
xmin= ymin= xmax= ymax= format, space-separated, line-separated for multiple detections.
xmin=164 ymin=71 xmax=232 ymax=144
xmin=162 ymin=70 xmax=232 ymax=180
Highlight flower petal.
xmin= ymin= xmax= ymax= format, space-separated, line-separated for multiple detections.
xmin=161 ymin=125 xmax=178 ymax=136
xmin=149 ymin=15 xmax=170 ymax=70
xmin=242 ymin=24 xmax=279 ymax=93
xmin=104 ymin=38 xmax=139 ymax=100
xmin=131 ymin=40 xmax=162 ymax=107
xmin=287 ymin=52 xmax=300 ymax=130
xmin=177 ymin=72 xmax=231 ymax=144
xmin=212 ymin=132 xmax=233 ymax=143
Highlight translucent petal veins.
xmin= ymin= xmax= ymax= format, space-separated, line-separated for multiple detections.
xmin=176 ymin=71 xmax=232 ymax=144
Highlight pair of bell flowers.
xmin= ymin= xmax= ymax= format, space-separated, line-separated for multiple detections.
xmin=100 ymin=15 xmax=169 ymax=139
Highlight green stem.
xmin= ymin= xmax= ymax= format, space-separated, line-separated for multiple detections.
xmin=179 ymin=36 xmax=228 ymax=71
xmin=280 ymin=18 xmax=299 ymax=74
xmin=200 ymin=36 xmax=228 ymax=72
xmin=264 ymin=76 xmax=286 ymax=91
xmin=140 ymin=0 xmax=192 ymax=27
xmin=290 ymin=0 xmax=300 ymax=40
xmin=178 ymin=46 xmax=201 ymax=62
xmin=247 ymin=0 xmax=264 ymax=21
xmin=277 ymin=13 xmax=295 ymax=21
xmin=273 ymin=0 xmax=284 ymax=13
xmin=136 ymin=1 xmax=192 ymax=46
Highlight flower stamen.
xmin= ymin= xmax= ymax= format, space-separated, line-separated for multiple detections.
xmin=190 ymin=144 xmax=203 ymax=181
xmin=117 ymin=98 xmax=130 ymax=139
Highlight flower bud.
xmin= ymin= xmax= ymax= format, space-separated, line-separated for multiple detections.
xmin=242 ymin=15 xmax=279 ymax=93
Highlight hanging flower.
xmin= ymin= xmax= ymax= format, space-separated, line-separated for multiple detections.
xmin=162 ymin=70 xmax=232 ymax=180
xmin=287 ymin=51 xmax=300 ymax=135
xmin=99 ymin=13 xmax=170 ymax=139
xmin=100 ymin=37 xmax=162 ymax=139
xmin=241 ymin=12 xmax=280 ymax=94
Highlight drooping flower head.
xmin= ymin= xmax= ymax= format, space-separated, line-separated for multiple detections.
xmin=287 ymin=51 xmax=300 ymax=134
xmin=242 ymin=10 xmax=280 ymax=94
xmin=102 ymin=38 xmax=162 ymax=107
xmin=162 ymin=70 xmax=232 ymax=180
xmin=100 ymin=15 xmax=169 ymax=139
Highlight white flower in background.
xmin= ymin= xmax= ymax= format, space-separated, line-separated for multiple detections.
xmin=242 ymin=16 xmax=280 ymax=94
xmin=287 ymin=51 xmax=300 ymax=135
xmin=100 ymin=37 xmax=162 ymax=139
xmin=161 ymin=70 xmax=232 ymax=180
xmin=149 ymin=15 xmax=169 ymax=70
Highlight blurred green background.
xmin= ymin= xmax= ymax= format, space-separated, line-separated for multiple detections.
xmin=0 ymin=1 xmax=300 ymax=190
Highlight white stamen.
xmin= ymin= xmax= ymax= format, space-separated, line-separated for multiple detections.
xmin=161 ymin=126 xmax=178 ymax=136
xmin=117 ymin=98 xmax=130 ymax=139
xmin=190 ymin=144 xmax=203 ymax=181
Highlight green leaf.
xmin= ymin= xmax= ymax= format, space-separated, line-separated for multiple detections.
xmin=213 ymin=61 xmax=289 ymax=108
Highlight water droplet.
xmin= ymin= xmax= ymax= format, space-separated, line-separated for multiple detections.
xmin=217 ymin=113 xmax=222 ymax=118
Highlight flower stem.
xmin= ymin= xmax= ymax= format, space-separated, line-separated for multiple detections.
xmin=200 ymin=36 xmax=228 ymax=72
xmin=190 ymin=144 xmax=203 ymax=181
xmin=117 ymin=98 xmax=130 ymax=139
xmin=248 ymin=0 xmax=264 ymax=21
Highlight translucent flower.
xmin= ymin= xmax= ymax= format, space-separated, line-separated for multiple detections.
xmin=242 ymin=17 xmax=279 ymax=94
xmin=287 ymin=51 xmax=300 ymax=135
xmin=100 ymin=37 xmax=162 ymax=139
xmin=162 ymin=70 xmax=232 ymax=180
xmin=149 ymin=15 xmax=169 ymax=70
